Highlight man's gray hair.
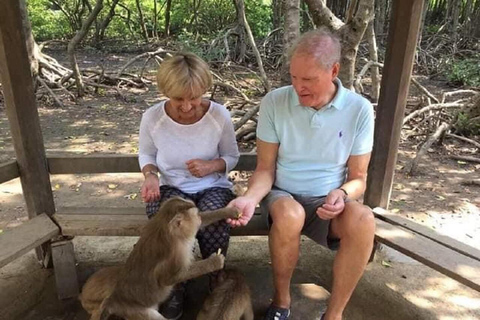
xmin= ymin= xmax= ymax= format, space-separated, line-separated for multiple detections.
xmin=288 ymin=27 xmax=341 ymax=70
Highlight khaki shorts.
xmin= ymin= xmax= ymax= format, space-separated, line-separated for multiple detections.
xmin=260 ymin=186 xmax=340 ymax=250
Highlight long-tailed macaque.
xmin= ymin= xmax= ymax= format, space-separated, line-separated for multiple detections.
xmin=79 ymin=197 xmax=240 ymax=320
xmin=197 ymin=268 xmax=254 ymax=320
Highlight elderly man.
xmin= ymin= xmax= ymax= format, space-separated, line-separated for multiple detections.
xmin=228 ymin=27 xmax=376 ymax=320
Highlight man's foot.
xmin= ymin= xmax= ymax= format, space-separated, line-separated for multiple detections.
xmin=159 ymin=285 xmax=185 ymax=320
xmin=264 ymin=304 xmax=290 ymax=320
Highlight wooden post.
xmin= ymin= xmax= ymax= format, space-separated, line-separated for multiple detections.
xmin=51 ymin=240 xmax=80 ymax=299
xmin=364 ymin=0 xmax=424 ymax=209
xmin=0 ymin=0 xmax=56 ymax=262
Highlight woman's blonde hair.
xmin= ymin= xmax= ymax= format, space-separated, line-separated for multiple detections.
xmin=156 ymin=52 xmax=213 ymax=98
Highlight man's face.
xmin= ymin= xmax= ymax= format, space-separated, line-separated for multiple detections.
xmin=289 ymin=53 xmax=338 ymax=108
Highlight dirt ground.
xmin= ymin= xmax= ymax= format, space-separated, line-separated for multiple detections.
xmin=0 ymin=48 xmax=479 ymax=319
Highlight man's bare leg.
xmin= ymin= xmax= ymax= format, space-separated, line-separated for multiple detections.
xmin=268 ymin=197 xmax=305 ymax=308
xmin=324 ymin=202 xmax=375 ymax=320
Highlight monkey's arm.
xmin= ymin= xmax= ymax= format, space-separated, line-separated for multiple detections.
xmin=199 ymin=207 xmax=240 ymax=227
xmin=170 ymin=254 xmax=225 ymax=284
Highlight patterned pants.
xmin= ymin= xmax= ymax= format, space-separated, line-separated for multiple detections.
xmin=146 ymin=185 xmax=236 ymax=259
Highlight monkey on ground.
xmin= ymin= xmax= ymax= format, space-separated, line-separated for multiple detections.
xmin=197 ymin=268 xmax=254 ymax=320
xmin=79 ymin=197 xmax=240 ymax=320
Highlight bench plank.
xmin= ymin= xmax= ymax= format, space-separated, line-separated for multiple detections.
xmin=374 ymin=207 xmax=480 ymax=262
xmin=0 ymin=214 xmax=60 ymax=268
xmin=0 ymin=160 xmax=19 ymax=184
xmin=53 ymin=213 xmax=268 ymax=237
xmin=47 ymin=153 xmax=256 ymax=174
xmin=375 ymin=219 xmax=480 ymax=291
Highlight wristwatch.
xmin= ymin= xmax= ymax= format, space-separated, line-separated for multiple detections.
xmin=144 ymin=170 xmax=159 ymax=178
xmin=339 ymin=188 xmax=348 ymax=200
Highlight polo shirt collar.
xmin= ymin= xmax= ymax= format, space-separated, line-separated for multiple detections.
xmin=330 ymin=78 xmax=347 ymax=110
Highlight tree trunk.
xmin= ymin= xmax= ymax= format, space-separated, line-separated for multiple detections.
xmin=68 ymin=0 xmax=104 ymax=97
xmin=135 ymin=0 xmax=149 ymax=42
xmin=281 ymin=0 xmax=300 ymax=85
xmin=19 ymin=0 xmax=41 ymax=78
xmin=165 ymin=0 xmax=172 ymax=36
xmin=451 ymin=0 xmax=461 ymax=42
xmin=272 ymin=0 xmax=284 ymax=42
xmin=153 ymin=0 xmax=158 ymax=39
xmin=374 ymin=0 xmax=387 ymax=35
xmin=462 ymin=0 xmax=474 ymax=37
xmin=233 ymin=0 xmax=271 ymax=92
xmin=304 ymin=0 xmax=374 ymax=89
xmin=233 ymin=0 xmax=247 ymax=63
xmin=94 ymin=0 xmax=120 ymax=45
xmin=365 ymin=21 xmax=379 ymax=102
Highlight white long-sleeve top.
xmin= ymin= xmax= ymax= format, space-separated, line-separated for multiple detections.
xmin=138 ymin=100 xmax=240 ymax=193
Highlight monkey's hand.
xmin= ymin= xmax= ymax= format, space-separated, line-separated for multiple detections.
xmin=199 ymin=207 xmax=241 ymax=227
xmin=207 ymin=252 xmax=225 ymax=270
xmin=173 ymin=253 xmax=225 ymax=283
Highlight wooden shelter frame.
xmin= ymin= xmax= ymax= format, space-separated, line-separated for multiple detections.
xmin=1 ymin=0 xmax=479 ymax=302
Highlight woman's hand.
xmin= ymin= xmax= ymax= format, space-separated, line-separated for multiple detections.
xmin=186 ymin=159 xmax=217 ymax=178
xmin=141 ymin=175 xmax=160 ymax=203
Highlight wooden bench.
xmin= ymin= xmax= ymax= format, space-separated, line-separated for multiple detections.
xmin=0 ymin=213 xmax=59 ymax=269
xmin=2 ymin=154 xmax=480 ymax=298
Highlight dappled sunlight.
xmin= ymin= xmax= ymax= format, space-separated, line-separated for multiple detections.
xmin=448 ymin=295 xmax=480 ymax=309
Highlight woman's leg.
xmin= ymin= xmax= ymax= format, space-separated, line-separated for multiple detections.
xmin=195 ymin=187 xmax=236 ymax=259
xmin=145 ymin=185 xmax=190 ymax=219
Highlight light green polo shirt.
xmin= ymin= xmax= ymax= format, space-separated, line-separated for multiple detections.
xmin=257 ymin=79 xmax=374 ymax=196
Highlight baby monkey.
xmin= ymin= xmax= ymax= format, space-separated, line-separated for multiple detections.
xmin=197 ymin=268 xmax=254 ymax=320
xmin=79 ymin=197 xmax=240 ymax=320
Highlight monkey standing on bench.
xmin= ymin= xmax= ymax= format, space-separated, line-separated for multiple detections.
xmin=197 ymin=268 xmax=254 ymax=320
xmin=79 ymin=197 xmax=240 ymax=320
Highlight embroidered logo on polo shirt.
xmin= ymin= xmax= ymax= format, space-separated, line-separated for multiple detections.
xmin=339 ymin=131 xmax=343 ymax=138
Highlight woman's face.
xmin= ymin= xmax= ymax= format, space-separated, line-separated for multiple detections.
xmin=169 ymin=95 xmax=204 ymax=121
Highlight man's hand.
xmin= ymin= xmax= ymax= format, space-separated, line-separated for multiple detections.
xmin=141 ymin=175 xmax=160 ymax=202
xmin=226 ymin=196 xmax=256 ymax=227
xmin=186 ymin=159 xmax=215 ymax=178
xmin=316 ymin=189 xmax=345 ymax=220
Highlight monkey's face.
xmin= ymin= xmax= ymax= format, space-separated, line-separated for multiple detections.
xmin=164 ymin=197 xmax=202 ymax=238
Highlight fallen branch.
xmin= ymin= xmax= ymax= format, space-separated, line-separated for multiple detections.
xmin=116 ymin=47 xmax=174 ymax=77
xmin=450 ymin=155 xmax=480 ymax=164
xmin=460 ymin=179 xmax=480 ymax=186
xmin=234 ymin=105 xmax=259 ymax=130
xmin=403 ymin=100 xmax=469 ymax=124
xmin=446 ymin=133 xmax=480 ymax=149
xmin=441 ymin=90 xmax=478 ymax=103
xmin=405 ymin=122 xmax=451 ymax=175
xmin=37 ymin=76 xmax=64 ymax=108
xmin=236 ymin=124 xmax=256 ymax=140
xmin=411 ymin=77 xmax=439 ymax=104
xmin=213 ymin=80 xmax=253 ymax=103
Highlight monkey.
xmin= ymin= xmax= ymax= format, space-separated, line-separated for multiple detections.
xmin=196 ymin=268 xmax=254 ymax=320
xmin=79 ymin=197 xmax=240 ymax=320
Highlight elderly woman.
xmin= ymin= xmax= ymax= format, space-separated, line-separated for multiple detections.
xmin=138 ymin=52 xmax=240 ymax=320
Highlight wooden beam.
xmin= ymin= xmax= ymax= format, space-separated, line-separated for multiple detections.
xmin=0 ymin=214 xmax=59 ymax=268
xmin=375 ymin=219 xmax=480 ymax=292
xmin=0 ymin=160 xmax=19 ymax=184
xmin=364 ymin=0 xmax=424 ymax=208
xmin=374 ymin=207 xmax=480 ymax=262
xmin=47 ymin=153 xmax=257 ymax=174
xmin=0 ymin=1 xmax=55 ymax=218
xmin=48 ymin=154 xmax=140 ymax=174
